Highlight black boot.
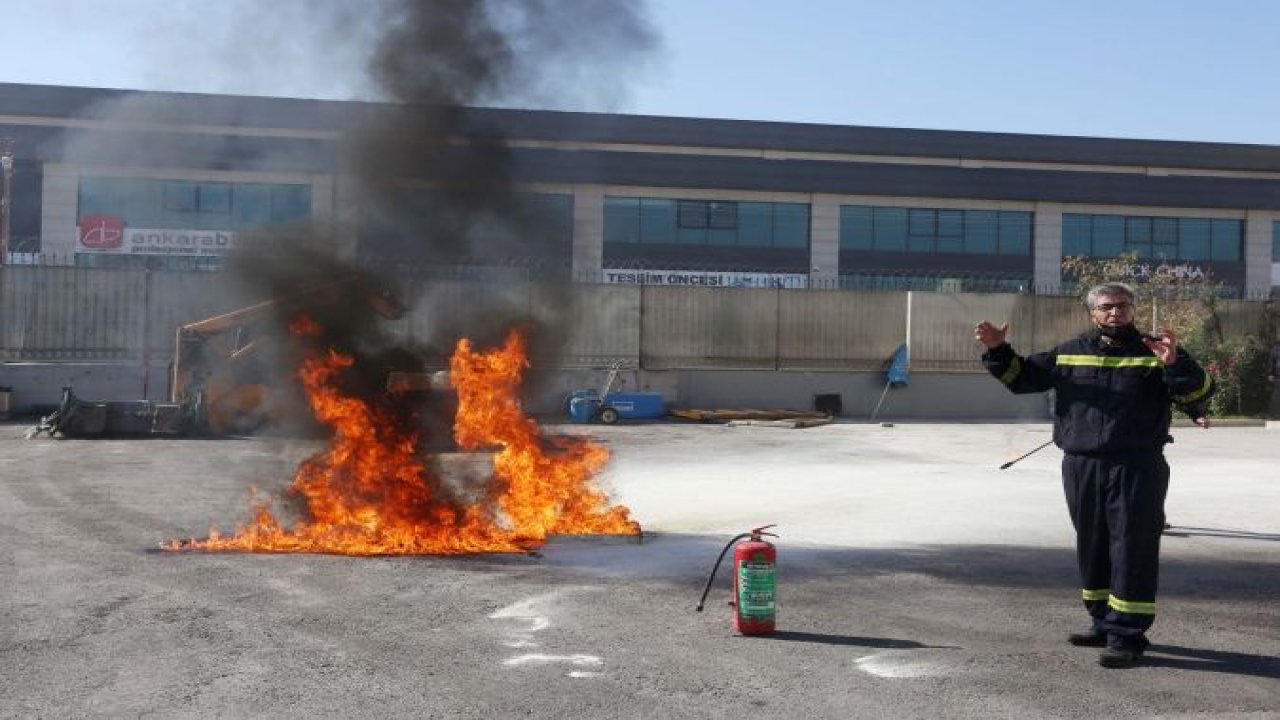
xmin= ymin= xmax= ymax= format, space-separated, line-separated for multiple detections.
xmin=1098 ymin=646 xmax=1144 ymax=668
xmin=1067 ymin=630 xmax=1107 ymax=647
xmin=1098 ymin=637 xmax=1149 ymax=668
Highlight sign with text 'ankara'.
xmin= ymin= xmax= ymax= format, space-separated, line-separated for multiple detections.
xmin=77 ymin=216 xmax=237 ymax=257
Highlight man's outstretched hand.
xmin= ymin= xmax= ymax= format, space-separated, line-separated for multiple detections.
xmin=974 ymin=321 xmax=1009 ymax=350
xmin=1142 ymin=328 xmax=1179 ymax=366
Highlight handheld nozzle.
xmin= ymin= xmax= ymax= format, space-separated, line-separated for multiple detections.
xmin=999 ymin=439 xmax=1054 ymax=470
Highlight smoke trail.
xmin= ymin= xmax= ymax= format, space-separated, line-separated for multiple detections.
xmin=53 ymin=1 xmax=659 ymax=423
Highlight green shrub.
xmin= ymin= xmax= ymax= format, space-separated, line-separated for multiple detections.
xmin=1197 ymin=336 xmax=1274 ymax=416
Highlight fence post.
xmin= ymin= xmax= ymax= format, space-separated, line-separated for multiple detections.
xmin=141 ymin=265 xmax=153 ymax=400
xmin=638 ymin=282 xmax=647 ymax=370
xmin=774 ymin=284 xmax=782 ymax=371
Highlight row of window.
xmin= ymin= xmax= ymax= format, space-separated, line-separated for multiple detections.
xmin=78 ymin=177 xmax=312 ymax=231
xmin=71 ymin=180 xmax=1268 ymax=274
xmin=840 ymin=206 xmax=1032 ymax=256
xmin=357 ymin=190 xmax=574 ymax=262
xmin=604 ymin=197 xmax=810 ymax=249
xmin=1064 ymin=213 xmax=1241 ymax=262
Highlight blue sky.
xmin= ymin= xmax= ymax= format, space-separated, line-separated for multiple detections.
xmin=8 ymin=0 xmax=1280 ymax=144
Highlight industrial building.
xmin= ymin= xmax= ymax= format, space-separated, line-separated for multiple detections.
xmin=2 ymin=81 xmax=1279 ymax=296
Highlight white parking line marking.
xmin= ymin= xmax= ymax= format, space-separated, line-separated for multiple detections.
xmin=489 ymin=592 xmax=606 ymax=677
xmin=503 ymin=653 xmax=604 ymax=667
xmin=854 ymin=653 xmax=942 ymax=678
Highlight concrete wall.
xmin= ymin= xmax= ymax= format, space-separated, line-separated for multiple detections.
xmin=0 ymin=362 xmax=168 ymax=413
xmin=0 ymin=360 xmax=1047 ymax=422
xmin=675 ymin=369 xmax=1049 ymax=420
xmin=1 ymin=269 xmax=1273 ymax=420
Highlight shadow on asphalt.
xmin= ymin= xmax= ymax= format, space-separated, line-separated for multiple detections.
xmin=1163 ymin=526 xmax=1280 ymax=542
xmin=1146 ymin=644 xmax=1280 ymax=680
xmin=762 ymin=631 xmax=955 ymax=650
xmin=772 ymin=542 xmax=1278 ymax=601
xmin=543 ymin=533 xmax=1278 ymax=605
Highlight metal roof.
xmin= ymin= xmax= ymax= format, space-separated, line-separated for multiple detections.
xmin=6 ymin=81 xmax=1280 ymax=173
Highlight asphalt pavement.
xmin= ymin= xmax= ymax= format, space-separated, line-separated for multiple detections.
xmin=1 ymin=420 xmax=1277 ymax=719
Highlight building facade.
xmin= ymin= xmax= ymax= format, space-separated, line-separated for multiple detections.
xmin=2 ymin=82 xmax=1279 ymax=297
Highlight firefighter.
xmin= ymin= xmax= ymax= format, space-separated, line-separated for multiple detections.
xmin=974 ymin=282 xmax=1213 ymax=668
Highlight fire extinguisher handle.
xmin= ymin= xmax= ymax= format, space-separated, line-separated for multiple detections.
xmin=750 ymin=524 xmax=779 ymax=541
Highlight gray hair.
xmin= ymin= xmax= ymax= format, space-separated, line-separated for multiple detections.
xmin=1085 ymin=282 xmax=1136 ymax=309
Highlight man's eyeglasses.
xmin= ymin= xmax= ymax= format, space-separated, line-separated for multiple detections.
xmin=1092 ymin=302 xmax=1134 ymax=313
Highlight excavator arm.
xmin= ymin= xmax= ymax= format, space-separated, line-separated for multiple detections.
xmin=171 ymin=275 xmax=404 ymax=435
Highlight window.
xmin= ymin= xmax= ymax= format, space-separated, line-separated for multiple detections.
xmin=677 ymin=200 xmax=708 ymax=229
xmin=936 ymin=210 xmax=964 ymax=253
xmin=840 ymin=206 xmax=874 ymax=250
xmin=1064 ymin=213 xmax=1241 ymax=262
xmin=79 ymin=177 xmax=311 ymax=231
xmin=840 ymin=204 xmax=1032 ymax=256
xmin=604 ymin=197 xmax=640 ymax=244
xmin=639 ymin=199 xmax=677 ymax=244
xmin=234 ymin=184 xmax=271 ymax=227
xmin=708 ymin=201 xmax=738 ymax=229
xmin=604 ymin=196 xmax=809 ymax=250
xmin=1210 ymin=220 xmax=1241 ymax=261
xmin=772 ymin=203 xmax=809 ymax=248
xmin=198 ymin=183 xmax=232 ymax=213
xmin=1094 ymin=216 xmax=1126 ymax=257
xmin=270 ymin=185 xmax=311 ymax=225
xmin=1273 ymin=221 xmax=1280 ymax=261
xmin=997 ymin=212 xmax=1032 ymax=255
xmin=1179 ymin=219 xmax=1210 ymax=260
xmin=873 ymin=208 xmax=908 ymax=251
xmin=965 ymin=210 xmax=999 ymax=254
xmin=163 ymin=182 xmax=197 ymax=213
xmin=1061 ymin=213 xmax=1091 ymax=256
xmin=908 ymin=209 xmax=934 ymax=252
xmin=738 ymin=202 xmax=774 ymax=247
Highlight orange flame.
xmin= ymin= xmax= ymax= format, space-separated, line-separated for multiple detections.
xmin=166 ymin=324 xmax=637 ymax=555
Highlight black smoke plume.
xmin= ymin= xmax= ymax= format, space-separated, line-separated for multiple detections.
xmin=229 ymin=0 xmax=657 ymax=419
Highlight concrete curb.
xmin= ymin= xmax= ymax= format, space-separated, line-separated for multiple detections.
xmin=1170 ymin=418 xmax=1269 ymax=428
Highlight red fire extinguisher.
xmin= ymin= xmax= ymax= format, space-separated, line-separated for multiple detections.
xmin=695 ymin=524 xmax=778 ymax=635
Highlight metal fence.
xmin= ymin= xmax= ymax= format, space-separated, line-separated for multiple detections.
xmin=2 ymin=260 xmax=1274 ymax=375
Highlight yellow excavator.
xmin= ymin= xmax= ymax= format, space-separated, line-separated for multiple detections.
xmin=32 ymin=276 xmax=405 ymax=438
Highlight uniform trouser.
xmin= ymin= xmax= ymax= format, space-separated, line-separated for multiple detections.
xmin=1062 ymin=450 xmax=1169 ymax=649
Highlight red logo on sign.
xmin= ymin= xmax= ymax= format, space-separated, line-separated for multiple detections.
xmin=79 ymin=215 xmax=125 ymax=249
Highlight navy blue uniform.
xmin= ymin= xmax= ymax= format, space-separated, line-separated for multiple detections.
xmin=983 ymin=329 xmax=1212 ymax=648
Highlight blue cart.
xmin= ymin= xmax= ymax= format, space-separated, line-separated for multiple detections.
xmin=567 ymin=361 xmax=665 ymax=424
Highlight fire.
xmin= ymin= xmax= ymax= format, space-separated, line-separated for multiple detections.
xmin=166 ymin=323 xmax=638 ymax=555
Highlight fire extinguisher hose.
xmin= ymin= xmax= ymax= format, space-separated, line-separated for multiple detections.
xmin=694 ymin=532 xmax=754 ymax=612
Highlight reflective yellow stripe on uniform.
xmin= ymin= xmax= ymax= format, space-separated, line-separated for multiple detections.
xmin=1173 ymin=374 xmax=1213 ymax=404
xmin=999 ymin=357 xmax=1023 ymax=385
xmin=1081 ymin=588 xmax=1111 ymax=601
xmin=1107 ymin=595 xmax=1156 ymax=615
xmin=1056 ymin=355 xmax=1162 ymax=368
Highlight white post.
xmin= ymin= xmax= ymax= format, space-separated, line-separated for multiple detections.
xmin=870 ymin=291 xmax=912 ymax=423
xmin=905 ymin=290 xmax=913 ymax=353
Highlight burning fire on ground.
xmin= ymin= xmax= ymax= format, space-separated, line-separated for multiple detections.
xmin=165 ymin=317 xmax=639 ymax=555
